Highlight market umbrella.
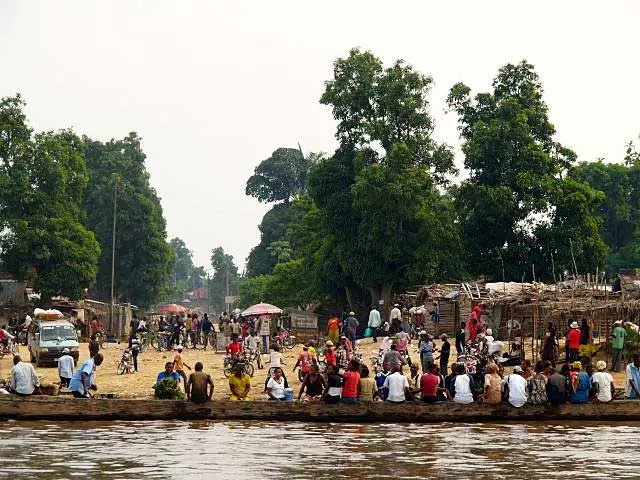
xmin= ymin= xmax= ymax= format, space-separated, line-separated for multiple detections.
xmin=160 ymin=303 xmax=188 ymax=314
xmin=240 ymin=303 xmax=283 ymax=316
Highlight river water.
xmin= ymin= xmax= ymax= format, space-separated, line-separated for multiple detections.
xmin=0 ymin=420 xmax=637 ymax=479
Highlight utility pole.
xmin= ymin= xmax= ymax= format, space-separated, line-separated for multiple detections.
xmin=225 ymin=268 xmax=230 ymax=314
xmin=111 ymin=175 xmax=119 ymax=337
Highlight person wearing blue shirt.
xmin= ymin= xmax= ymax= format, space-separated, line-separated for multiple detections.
xmin=569 ymin=361 xmax=592 ymax=404
xmin=69 ymin=353 xmax=103 ymax=398
xmin=375 ymin=361 xmax=391 ymax=399
xmin=156 ymin=362 xmax=181 ymax=384
xmin=155 ymin=362 xmax=181 ymax=398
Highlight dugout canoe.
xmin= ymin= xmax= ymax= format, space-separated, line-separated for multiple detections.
xmin=2 ymin=396 xmax=640 ymax=422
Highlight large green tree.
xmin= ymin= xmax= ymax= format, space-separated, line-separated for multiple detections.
xmin=448 ymin=60 xmax=606 ymax=280
xmin=0 ymin=95 xmax=100 ymax=302
xmin=83 ymin=133 xmax=173 ymax=307
xmin=310 ymin=49 xmax=460 ymax=311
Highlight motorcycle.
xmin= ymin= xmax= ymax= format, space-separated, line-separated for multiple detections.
xmin=275 ymin=329 xmax=296 ymax=350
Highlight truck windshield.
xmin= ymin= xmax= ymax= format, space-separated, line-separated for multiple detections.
xmin=40 ymin=325 xmax=76 ymax=342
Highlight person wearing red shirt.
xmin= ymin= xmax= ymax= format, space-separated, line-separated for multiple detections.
xmin=324 ymin=341 xmax=336 ymax=367
xmin=420 ymin=364 xmax=441 ymax=403
xmin=566 ymin=321 xmax=581 ymax=362
xmin=293 ymin=346 xmax=317 ymax=380
xmin=341 ymin=360 xmax=360 ymax=404
xmin=227 ymin=338 xmax=243 ymax=357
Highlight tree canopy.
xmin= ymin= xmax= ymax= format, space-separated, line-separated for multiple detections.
xmin=0 ymin=95 xmax=100 ymax=302
xmin=82 ymin=133 xmax=173 ymax=307
xmin=448 ymin=60 xmax=606 ymax=281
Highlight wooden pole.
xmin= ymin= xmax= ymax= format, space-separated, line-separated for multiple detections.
xmin=569 ymin=238 xmax=579 ymax=280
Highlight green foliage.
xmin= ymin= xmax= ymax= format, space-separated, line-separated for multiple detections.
xmin=245 ymin=148 xmax=320 ymax=203
xmin=83 ymin=133 xmax=173 ymax=307
xmin=311 ymin=49 xmax=460 ymax=307
xmin=238 ymin=275 xmax=269 ymax=307
xmin=154 ymin=377 xmax=185 ymax=400
xmin=321 ymin=48 xmax=456 ymax=183
xmin=170 ymin=237 xmax=194 ymax=285
xmin=0 ymin=95 xmax=100 ymax=301
xmin=246 ymin=202 xmax=301 ymax=277
xmin=574 ymin=157 xmax=640 ymax=274
xmin=448 ymin=60 xmax=605 ymax=280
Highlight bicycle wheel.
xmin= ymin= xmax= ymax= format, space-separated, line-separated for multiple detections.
xmin=116 ymin=361 xmax=126 ymax=375
xmin=245 ymin=363 xmax=254 ymax=377
xmin=285 ymin=337 xmax=296 ymax=349
xmin=194 ymin=332 xmax=206 ymax=350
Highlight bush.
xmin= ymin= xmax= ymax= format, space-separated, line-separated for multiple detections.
xmin=154 ymin=378 xmax=185 ymax=400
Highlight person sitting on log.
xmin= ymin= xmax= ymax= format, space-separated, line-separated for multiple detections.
xmin=228 ymin=362 xmax=251 ymax=401
xmin=9 ymin=355 xmax=40 ymax=396
xmin=187 ymin=362 xmax=214 ymax=403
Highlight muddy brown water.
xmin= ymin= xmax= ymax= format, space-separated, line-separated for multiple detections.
xmin=0 ymin=420 xmax=638 ymax=479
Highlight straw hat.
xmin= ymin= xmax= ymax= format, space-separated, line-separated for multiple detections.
xmin=570 ymin=321 xmax=579 ymax=329
xmin=325 ymin=340 xmax=334 ymax=346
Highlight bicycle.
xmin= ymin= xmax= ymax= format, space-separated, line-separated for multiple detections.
xmin=223 ymin=354 xmax=254 ymax=378
xmin=151 ymin=331 xmax=172 ymax=351
xmin=275 ymin=329 xmax=296 ymax=350
xmin=136 ymin=332 xmax=151 ymax=353
xmin=193 ymin=331 xmax=215 ymax=350
xmin=116 ymin=349 xmax=133 ymax=375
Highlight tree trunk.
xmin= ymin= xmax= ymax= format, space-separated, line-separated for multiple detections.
xmin=381 ymin=283 xmax=393 ymax=321
xmin=369 ymin=287 xmax=381 ymax=310
xmin=344 ymin=286 xmax=355 ymax=312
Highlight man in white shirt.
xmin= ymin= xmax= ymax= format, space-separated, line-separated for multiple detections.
xmin=505 ymin=366 xmax=528 ymax=407
xmin=57 ymin=348 xmax=76 ymax=388
xmin=592 ymin=360 xmax=614 ymax=403
xmin=10 ymin=355 xmax=40 ymax=395
xmin=382 ymin=367 xmax=414 ymax=403
xmin=368 ymin=307 xmax=381 ymax=342
xmin=390 ymin=304 xmax=402 ymax=333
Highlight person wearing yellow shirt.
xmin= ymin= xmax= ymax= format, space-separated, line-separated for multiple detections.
xmin=229 ymin=363 xmax=251 ymax=400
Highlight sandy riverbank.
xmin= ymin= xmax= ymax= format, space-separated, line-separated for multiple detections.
xmin=0 ymin=337 xmax=628 ymax=399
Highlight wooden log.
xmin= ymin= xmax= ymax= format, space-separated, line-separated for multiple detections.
xmin=3 ymin=396 xmax=640 ymax=423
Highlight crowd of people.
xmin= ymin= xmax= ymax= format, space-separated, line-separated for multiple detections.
xmin=5 ymin=302 xmax=640 ymax=409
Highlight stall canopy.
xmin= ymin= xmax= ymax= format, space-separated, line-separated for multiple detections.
xmin=159 ymin=304 xmax=188 ymax=314
xmin=240 ymin=303 xmax=283 ymax=316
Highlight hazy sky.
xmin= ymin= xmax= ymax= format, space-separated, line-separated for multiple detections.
xmin=2 ymin=1 xmax=640 ymax=270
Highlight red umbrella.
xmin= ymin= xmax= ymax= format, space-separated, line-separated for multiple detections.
xmin=240 ymin=303 xmax=283 ymax=316
xmin=160 ymin=303 xmax=188 ymax=314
